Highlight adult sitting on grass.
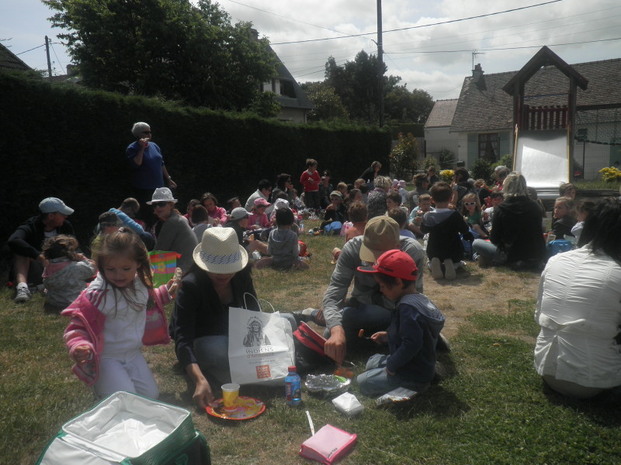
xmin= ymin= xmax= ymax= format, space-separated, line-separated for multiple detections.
xmin=8 ymin=197 xmax=76 ymax=303
xmin=169 ymin=227 xmax=260 ymax=408
xmin=472 ymin=172 xmax=546 ymax=270
xmin=297 ymin=216 xmax=426 ymax=365
xmin=534 ymin=198 xmax=621 ymax=400
xmin=148 ymin=187 xmax=197 ymax=272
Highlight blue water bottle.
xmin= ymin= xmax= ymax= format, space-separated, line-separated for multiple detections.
xmin=285 ymin=365 xmax=302 ymax=406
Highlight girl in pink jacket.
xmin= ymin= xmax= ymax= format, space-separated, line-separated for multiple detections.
xmin=62 ymin=228 xmax=180 ymax=399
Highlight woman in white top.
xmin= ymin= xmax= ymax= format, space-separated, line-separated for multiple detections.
xmin=534 ymin=198 xmax=621 ymax=399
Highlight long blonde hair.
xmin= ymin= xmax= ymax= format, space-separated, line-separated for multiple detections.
xmin=96 ymin=228 xmax=153 ymax=312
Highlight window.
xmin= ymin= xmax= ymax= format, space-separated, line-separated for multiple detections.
xmin=478 ymin=133 xmax=499 ymax=162
xmin=279 ymin=80 xmax=296 ymax=98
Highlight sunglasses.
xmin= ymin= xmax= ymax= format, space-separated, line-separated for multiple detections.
xmin=152 ymin=201 xmax=169 ymax=208
xmin=142 ymin=131 xmax=152 ymax=135
xmin=464 ymin=202 xmax=477 ymax=206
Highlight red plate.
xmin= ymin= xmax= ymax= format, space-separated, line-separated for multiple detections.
xmin=206 ymin=396 xmax=266 ymax=421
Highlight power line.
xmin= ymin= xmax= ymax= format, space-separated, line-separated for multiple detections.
xmin=223 ymin=0 xmax=347 ymax=36
xmin=15 ymin=44 xmax=46 ymax=56
xmin=271 ymin=0 xmax=563 ymax=45
xmin=385 ymin=36 xmax=621 ymax=57
xmin=50 ymin=42 xmax=66 ymax=75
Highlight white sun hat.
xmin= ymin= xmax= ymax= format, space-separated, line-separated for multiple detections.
xmin=192 ymin=227 xmax=248 ymax=273
xmin=147 ymin=187 xmax=178 ymax=205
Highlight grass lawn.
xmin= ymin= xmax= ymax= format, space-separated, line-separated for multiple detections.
xmin=3 ymin=222 xmax=621 ymax=465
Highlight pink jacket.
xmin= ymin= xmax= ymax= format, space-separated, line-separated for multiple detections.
xmin=61 ymin=284 xmax=171 ymax=386
xmin=208 ymin=206 xmax=228 ymax=224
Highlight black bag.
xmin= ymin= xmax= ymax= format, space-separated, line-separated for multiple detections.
xmin=293 ymin=322 xmax=335 ymax=374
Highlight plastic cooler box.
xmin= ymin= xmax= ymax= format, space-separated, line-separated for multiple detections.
xmin=36 ymin=391 xmax=210 ymax=465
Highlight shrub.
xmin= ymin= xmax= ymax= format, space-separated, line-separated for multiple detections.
xmin=389 ymin=132 xmax=419 ymax=179
xmin=471 ymin=158 xmax=493 ymax=184
xmin=439 ymin=149 xmax=456 ymax=169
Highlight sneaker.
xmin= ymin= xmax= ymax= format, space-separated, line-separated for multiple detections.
xmin=436 ymin=333 xmax=451 ymax=353
xmin=292 ymin=308 xmax=325 ymax=326
xmin=14 ymin=285 xmax=32 ymax=303
xmin=430 ymin=257 xmax=443 ymax=279
xmin=443 ymin=259 xmax=456 ymax=280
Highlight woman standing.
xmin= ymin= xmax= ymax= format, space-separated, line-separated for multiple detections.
xmin=126 ymin=122 xmax=176 ymax=225
xmin=148 ymin=188 xmax=197 ymax=272
xmin=534 ymin=198 xmax=621 ymax=399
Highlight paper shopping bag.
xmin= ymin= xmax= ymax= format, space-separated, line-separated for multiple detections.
xmin=148 ymin=250 xmax=181 ymax=287
xmin=228 ymin=306 xmax=295 ymax=385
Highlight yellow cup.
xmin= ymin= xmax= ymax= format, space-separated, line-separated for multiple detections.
xmin=221 ymin=383 xmax=240 ymax=410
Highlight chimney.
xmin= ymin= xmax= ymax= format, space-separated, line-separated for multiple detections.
xmin=472 ymin=63 xmax=486 ymax=90
xmin=472 ymin=63 xmax=483 ymax=80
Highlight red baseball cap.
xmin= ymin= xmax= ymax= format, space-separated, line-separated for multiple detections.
xmin=357 ymin=249 xmax=418 ymax=281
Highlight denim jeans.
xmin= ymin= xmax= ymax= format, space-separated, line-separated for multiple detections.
xmin=341 ymin=303 xmax=391 ymax=344
xmin=472 ymin=239 xmax=506 ymax=266
xmin=356 ymin=353 xmax=430 ymax=397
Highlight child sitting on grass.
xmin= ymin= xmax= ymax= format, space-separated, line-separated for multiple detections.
xmin=387 ymin=207 xmax=415 ymax=239
xmin=572 ymin=200 xmax=595 ymax=246
xmin=461 ymin=192 xmax=488 ymax=239
xmin=332 ymin=201 xmax=368 ymax=263
xmin=421 ymin=182 xmax=472 ymax=280
xmin=356 ymin=249 xmax=445 ymax=397
xmin=407 ymin=193 xmax=434 ymax=239
xmin=42 ymin=235 xmax=96 ymax=312
xmin=551 ymin=196 xmax=576 ymax=239
xmin=255 ymin=208 xmax=309 ymax=271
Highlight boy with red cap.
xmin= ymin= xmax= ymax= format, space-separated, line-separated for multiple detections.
xmin=356 ymin=249 xmax=445 ymax=397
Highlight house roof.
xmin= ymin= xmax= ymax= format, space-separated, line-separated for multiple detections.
xmin=451 ymin=54 xmax=621 ymax=133
xmin=268 ymin=44 xmax=313 ymax=111
xmin=425 ymin=99 xmax=458 ymax=128
xmin=0 ymin=43 xmax=31 ymax=72
xmin=503 ymin=46 xmax=588 ymax=95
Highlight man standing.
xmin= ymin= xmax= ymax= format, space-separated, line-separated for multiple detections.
xmin=8 ymin=197 xmax=76 ymax=302
xmin=298 ymin=216 xmax=427 ymax=364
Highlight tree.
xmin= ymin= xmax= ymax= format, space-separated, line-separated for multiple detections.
xmin=325 ymin=51 xmax=386 ymax=123
xmin=323 ymin=50 xmax=434 ymax=125
xmin=389 ymin=132 xmax=419 ymax=179
xmin=300 ymin=81 xmax=349 ymax=121
xmin=384 ymin=86 xmax=434 ymax=124
xmin=248 ymin=91 xmax=281 ymax=118
xmin=42 ymin=0 xmax=277 ymax=110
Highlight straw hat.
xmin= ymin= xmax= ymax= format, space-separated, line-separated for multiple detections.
xmin=192 ymin=227 xmax=248 ymax=273
xmin=147 ymin=187 xmax=177 ymax=205
xmin=359 ymin=216 xmax=400 ymax=263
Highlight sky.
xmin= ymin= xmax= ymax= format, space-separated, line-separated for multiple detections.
xmin=2 ymin=0 xmax=620 ymax=100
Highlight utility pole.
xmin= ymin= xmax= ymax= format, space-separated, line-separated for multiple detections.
xmin=377 ymin=0 xmax=384 ymax=127
xmin=45 ymin=35 xmax=52 ymax=78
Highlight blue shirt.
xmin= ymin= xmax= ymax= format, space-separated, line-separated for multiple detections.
xmin=126 ymin=141 xmax=165 ymax=190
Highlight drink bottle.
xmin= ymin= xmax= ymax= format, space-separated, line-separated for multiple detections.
xmin=285 ymin=366 xmax=302 ymax=406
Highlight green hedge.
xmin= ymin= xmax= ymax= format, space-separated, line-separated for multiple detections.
xmin=0 ymin=72 xmax=391 ymax=245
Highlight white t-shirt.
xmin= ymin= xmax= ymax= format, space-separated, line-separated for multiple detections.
xmin=88 ymin=274 xmax=148 ymax=358
xmin=534 ymin=246 xmax=621 ymax=388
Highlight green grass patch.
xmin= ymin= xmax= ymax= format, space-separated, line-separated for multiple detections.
xmin=3 ymin=224 xmax=621 ymax=464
